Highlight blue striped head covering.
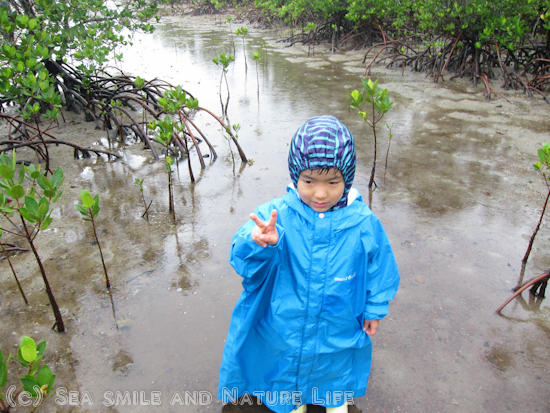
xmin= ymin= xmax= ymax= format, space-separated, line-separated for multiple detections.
xmin=288 ymin=115 xmax=356 ymax=210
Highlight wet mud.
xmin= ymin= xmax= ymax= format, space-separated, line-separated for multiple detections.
xmin=1 ymin=14 xmax=550 ymax=413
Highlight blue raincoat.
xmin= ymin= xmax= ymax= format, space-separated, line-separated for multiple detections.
xmin=218 ymin=186 xmax=400 ymax=412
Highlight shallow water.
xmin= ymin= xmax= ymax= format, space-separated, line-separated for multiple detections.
xmin=1 ymin=14 xmax=550 ymax=413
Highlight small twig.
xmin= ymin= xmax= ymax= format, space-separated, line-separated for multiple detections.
xmin=141 ymin=200 xmax=153 ymax=219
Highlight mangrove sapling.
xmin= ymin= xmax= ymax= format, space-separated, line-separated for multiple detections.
xmin=349 ymin=78 xmax=394 ymax=206
xmin=0 ymin=227 xmax=28 ymax=305
xmin=224 ymin=123 xmax=241 ymax=174
xmin=135 ymin=178 xmax=152 ymax=220
xmin=0 ymin=152 xmax=66 ymax=332
xmin=0 ymin=336 xmax=59 ymax=411
xmin=522 ymin=143 xmax=550 ymax=265
xmin=383 ymin=122 xmax=394 ymax=184
xmin=76 ymin=190 xmax=111 ymax=289
xmin=212 ymin=53 xmax=235 ymax=116
xmin=235 ymin=27 xmax=249 ymax=74
xmin=164 ymin=156 xmax=177 ymax=221
xmin=148 ymin=116 xmax=180 ymax=219
xmin=225 ymin=16 xmax=236 ymax=55
xmin=252 ymin=51 xmax=261 ymax=100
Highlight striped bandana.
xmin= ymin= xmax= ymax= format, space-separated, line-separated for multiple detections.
xmin=288 ymin=115 xmax=356 ymax=210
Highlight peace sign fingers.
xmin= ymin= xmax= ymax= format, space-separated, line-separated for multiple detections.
xmin=250 ymin=209 xmax=279 ymax=247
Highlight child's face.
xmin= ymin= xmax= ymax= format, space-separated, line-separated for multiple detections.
xmin=297 ymin=168 xmax=345 ymax=212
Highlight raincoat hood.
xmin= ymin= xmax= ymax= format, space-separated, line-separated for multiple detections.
xmin=288 ymin=116 xmax=356 ymax=210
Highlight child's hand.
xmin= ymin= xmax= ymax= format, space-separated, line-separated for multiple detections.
xmin=363 ymin=319 xmax=380 ymax=336
xmin=250 ymin=210 xmax=279 ymax=247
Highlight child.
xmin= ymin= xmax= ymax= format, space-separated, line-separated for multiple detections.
xmin=219 ymin=115 xmax=400 ymax=413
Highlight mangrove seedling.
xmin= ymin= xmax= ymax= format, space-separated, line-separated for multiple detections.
xmin=252 ymin=51 xmax=261 ymax=99
xmin=0 ymin=336 xmax=58 ymax=411
xmin=224 ymin=123 xmax=241 ymax=174
xmin=349 ymin=78 xmax=394 ymax=191
xmin=212 ymin=52 xmax=235 ymax=116
xmin=235 ymin=26 xmax=249 ymax=73
xmin=76 ymin=190 xmax=111 ymax=289
xmin=0 ymin=152 xmax=65 ymax=332
xmin=135 ymin=178 xmax=152 ymax=220
xmin=148 ymin=116 xmax=180 ymax=219
xmin=134 ymin=76 xmax=148 ymax=125
xmin=163 ymin=155 xmax=176 ymax=221
xmin=156 ymin=85 xmax=206 ymax=178
xmin=224 ymin=16 xmax=236 ymax=55
xmin=522 ymin=143 xmax=550 ymax=265
xmin=384 ymin=122 xmax=394 ymax=184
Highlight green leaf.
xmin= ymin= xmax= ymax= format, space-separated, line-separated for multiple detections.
xmin=52 ymin=189 xmax=63 ymax=203
xmin=51 ymin=168 xmax=64 ymax=188
xmin=17 ymin=163 xmax=25 ymax=185
xmin=16 ymin=14 xmax=29 ymax=28
xmin=41 ymin=216 xmax=53 ymax=230
xmin=46 ymin=373 xmax=56 ymax=394
xmin=9 ymin=185 xmax=25 ymax=199
xmin=36 ymin=341 xmax=46 ymax=357
xmin=20 ymin=337 xmax=37 ymax=363
xmin=19 ymin=208 xmax=39 ymax=223
xmin=17 ymin=347 xmax=29 ymax=368
xmin=0 ymin=361 xmax=7 ymax=390
xmin=25 ymin=196 xmax=38 ymax=215
xmin=75 ymin=204 xmax=89 ymax=215
xmin=0 ymin=164 xmax=14 ymax=180
xmin=0 ymin=206 xmax=16 ymax=214
xmin=43 ymin=189 xmax=56 ymax=198
xmin=80 ymin=190 xmax=95 ymax=208
xmin=37 ymin=198 xmax=49 ymax=218
xmin=21 ymin=376 xmax=40 ymax=397
xmin=37 ymin=365 xmax=52 ymax=387
xmin=29 ymin=355 xmax=42 ymax=376
xmin=37 ymin=175 xmax=52 ymax=190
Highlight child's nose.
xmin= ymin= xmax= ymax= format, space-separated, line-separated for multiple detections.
xmin=314 ymin=186 xmax=328 ymax=199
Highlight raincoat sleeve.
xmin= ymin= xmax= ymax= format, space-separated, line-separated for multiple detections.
xmin=229 ymin=203 xmax=285 ymax=293
xmin=362 ymin=216 xmax=400 ymax=321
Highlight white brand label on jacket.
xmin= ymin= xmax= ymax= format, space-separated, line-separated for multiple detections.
xmin=334 ymin=272 xmax=356 ymax=282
